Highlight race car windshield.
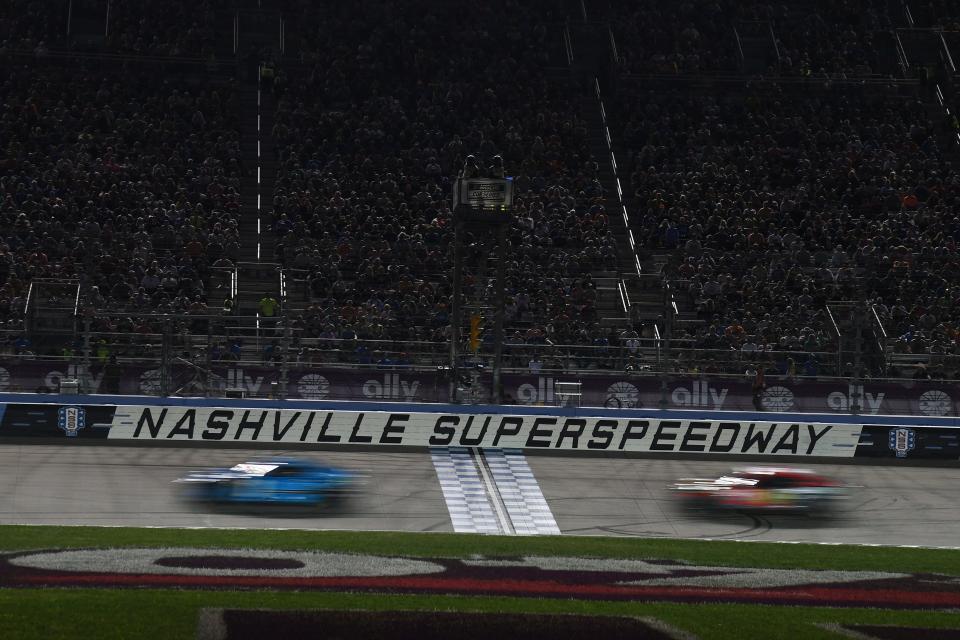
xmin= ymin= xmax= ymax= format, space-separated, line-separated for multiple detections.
xmin=717 ymin=475 xmax=759 ymax=486
xmin=229 ymin=463 xmax=281 ymax=476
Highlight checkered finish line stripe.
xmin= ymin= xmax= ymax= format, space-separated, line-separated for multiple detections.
xmin=430 ymin=447 xmax=502 ymax=534
xmin=483 ymin=449 xmax=561 ymax=536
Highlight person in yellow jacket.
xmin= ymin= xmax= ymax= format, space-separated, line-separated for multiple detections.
xmin=259 ymin=294 xmax=279 ymax=318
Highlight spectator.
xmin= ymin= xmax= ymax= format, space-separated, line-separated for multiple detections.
xmin=528 ymin=354 xmax=543 ymax=374
xmin=259 ymin=294 xmax=279 ymax=318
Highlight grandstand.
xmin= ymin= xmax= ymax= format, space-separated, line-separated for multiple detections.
xmin=1 ymin=0 xmax=959 ymax=402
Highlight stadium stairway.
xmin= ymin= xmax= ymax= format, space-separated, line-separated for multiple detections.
xmin=898 ymin=29 xmax=947 ymax=70
xmin=235 ymin=83 xmax=277 ymax=267
xmin=564 ymin=11 xmax=668 ymax=330
xmin=237 ymin=85 xmax=260 ymax=266
xmin=735 ymin=21 xmax=778 ymax=75
xmin=69 ymin=2 xmax=106 ymax=50
xmin=228 ymin=74 xmax=283 ymax=363
xmin=234 ymin=0 xmax=281 ymax=268
xmin=578 ymin=93 xmax=669 ymax=330
xmin=576 ymin=96 xmax=632 ymax=329
xmin=215 ymin=8 xmax=238 ymax=61
xmin=927 ymin=98 xmax=960 ymax=157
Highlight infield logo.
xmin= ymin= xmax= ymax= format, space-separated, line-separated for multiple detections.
xmin=888 ymin=427 xmax=916 ymax=458
xmin=57 ymin=406 xmax=86 ymax=437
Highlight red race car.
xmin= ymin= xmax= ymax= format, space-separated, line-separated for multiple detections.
xmin=672 ymin=467 xmax=849 ymax=514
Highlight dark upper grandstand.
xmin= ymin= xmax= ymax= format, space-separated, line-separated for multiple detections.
xmin=1 ymin=0 xmax=959 ymax=398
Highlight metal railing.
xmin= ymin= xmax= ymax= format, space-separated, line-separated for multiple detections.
xmin=895 ymin=29 xmax=911 ymax=76
xmin=826 ymin=305 xmax=842 ymax=372
xmin=608 ymin=24 xmax=618 ymax=66
xmin=935 ymin=83 xmax=960 ymax=147
xmin=14 ymin=316 xmax=960 ymax=411
xmin=23 ymin=282 xmax=34 ymax=334
xmin=941 ymin=31 xmax=955 ymax=72
xmin=733 ymin=26 xmax=745 ymax=70
xmin=871 ymin=304 xmax=888 ymax=349
xmin=15 ymin=315 xmax=851 ymax=373
xmin=769 ymin=22 xmax=781 ymax=68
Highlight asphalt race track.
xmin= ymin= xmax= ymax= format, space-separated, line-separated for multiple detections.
xmin=527 ymin=456 xmax=960 ymax=546
xmin=2 ymin=444 xmax=960 ymax=547
xmin=0 ymin=446 xmax=452 ymax=532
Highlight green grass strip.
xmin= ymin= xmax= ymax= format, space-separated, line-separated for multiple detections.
xmin=1 ymin=524 xmax=960 ymax=575
xmin=1 ymin=588 xmax=959 ymax=640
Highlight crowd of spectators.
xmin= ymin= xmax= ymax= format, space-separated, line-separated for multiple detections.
xmin=271 ymin=0 xmax=618 ymax=352
xmin=0 ymin=62 xmax=243 ymax=330
xmin=4 ymin=0 xmax=960 ymax=384
xmin=0 ymin=0 xmax=227 ymax=58
xmin=911 ymin=0 xmax=960 ymax=29
xmin=0 ymin=0 xmax=62 ymax=52
xmin=771 ymin=0 xmax=891 ymax=78
xmin=620 ymin=84 xmax=960 ymax=372
xmin=106 ymin=0 xmax=222 ymax=57
xmin=608 ymin=0 xmax=899 ymax=78
xmin=608 ymin=0 xmax=740 ymax=75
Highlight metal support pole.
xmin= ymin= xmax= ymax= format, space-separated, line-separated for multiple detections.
xmin=850 ymin=372 xmax=862 ymax=415
xmin=160 ymin=321 xmax=171 ymax=397
xmin=81 ymin=315 xmax=92 ymax=393
xmin=492 ymin=223 xmax=506 ymax=403
xmin=663 ymin=283 xmax=673 ymax=371
xmin=854 ymin=302 xmax=864 ymax=378
xmin=450 ymin=218 xmax=463 ymax=403
xmin=851 ymin=301 xmax=865 ymax=414
xmin=204 ymin=319 xmax=213 ymax=398
xmin=279 ymin=317 xmax=290 ymax=400
xmin=660 ymin=280 xmax=673 ymax=410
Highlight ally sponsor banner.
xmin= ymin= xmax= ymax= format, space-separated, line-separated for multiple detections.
xmin=1 ymin=362 xmax=960 ymax=417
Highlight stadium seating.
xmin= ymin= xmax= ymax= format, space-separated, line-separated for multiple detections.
xmin=271 ymin=0 xmax=617 ymax=352
xmin=0 ymin=62 xmax=242 ymax=326
xmin=1 ymin=0 xmax=958 ymax=382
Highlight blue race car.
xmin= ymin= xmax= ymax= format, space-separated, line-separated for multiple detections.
xmin=175 ymin=458 xmax=358 ymax=507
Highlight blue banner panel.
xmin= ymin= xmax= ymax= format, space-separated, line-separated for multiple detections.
xmin=0 ymin=404 xmax=116 ymax=439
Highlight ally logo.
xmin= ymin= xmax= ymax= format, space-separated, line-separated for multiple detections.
xmin=57 ymin=406 xmax=86 ymax=437
xmin=888 ymin=427 xmax=916 ymax=458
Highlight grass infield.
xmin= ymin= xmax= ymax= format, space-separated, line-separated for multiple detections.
xmin=1 ymin=525 xmax=959 ymax=639
xmin=1 ymin=524 xmax=959 ymax=574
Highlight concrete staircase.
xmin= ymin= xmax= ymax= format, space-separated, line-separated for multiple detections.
xmin=69 ymin=2 xmax=106 ymax=49
xmin=735 ymin=21 xmax=778 ymax=75
xmin=578 ymin=92 xmax=667 ymax=328
xmin=224 ymin=6 xmax=284 ymax=364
